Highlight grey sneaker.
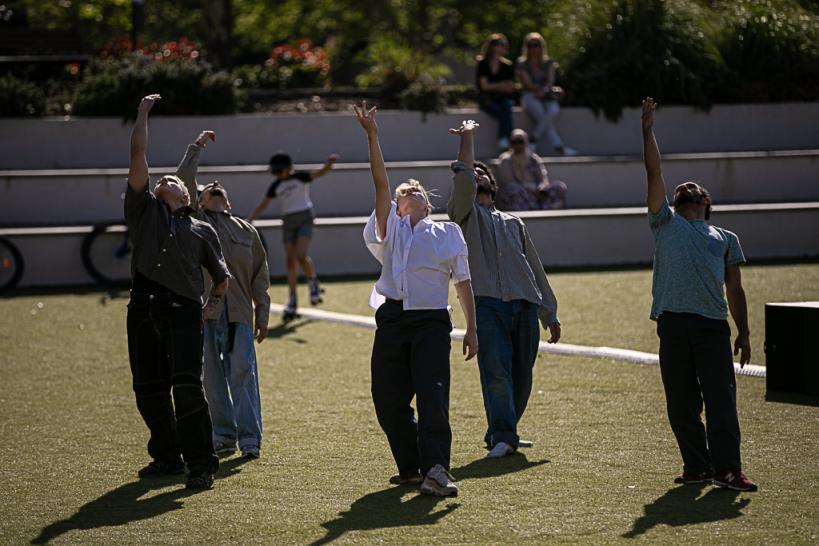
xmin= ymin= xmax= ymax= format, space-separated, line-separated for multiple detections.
xmin=420 ymin=464 xmax=458 ymax=497
xmin=486 ymin=441 xmax=514 ymax=458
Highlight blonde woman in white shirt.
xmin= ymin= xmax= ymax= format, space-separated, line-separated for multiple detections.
xmin=354 ymin=101 xmax=478 ymax=498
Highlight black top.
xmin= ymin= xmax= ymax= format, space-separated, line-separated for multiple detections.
xmin=266 ymin=171 xmax=312 ymax=198
xmin=476 ymin=57 xmax=515 ymax=99
xmin=124 ymin=183 xmax=230 ymax=304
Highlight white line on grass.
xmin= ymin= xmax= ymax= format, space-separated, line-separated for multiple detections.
xmin=269 ymin=304 xmax=766 ymax=378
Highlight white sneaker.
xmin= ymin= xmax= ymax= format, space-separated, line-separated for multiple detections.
xmin=486 ymin=441 xmax=515 ymax=458
xmin=518 ymin=440 xmax=534 ymax=448
xmin=561 ymin=146 xmax=578 ymax=156
xmin=498 ymin=137 xmax=511 ymax=149
xmin=420 ymin=464 xmax=458 ymax=497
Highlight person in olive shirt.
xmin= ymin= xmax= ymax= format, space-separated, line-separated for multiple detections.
xmin=447 ymin=120 xmax=561 ymax=459
xmin=174 ymin=130 xmax=271 ymax=461
xmin=126 ymin=94 xmax=230 ymax=490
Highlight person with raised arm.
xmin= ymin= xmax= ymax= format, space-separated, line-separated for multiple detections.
xmin=125 ymin=94 xmax=230 ymax=490
xmin=354 ymin=101 xmax=478 ymax=498
xmin=247 ymin=151 xmax=338 ymax=320
xmin=174 ymin=130 xmax=271 ymax=461
xmin=447 ymin=119 xmax=560 ymax=459
xmin=641 ymin=97 xmax=756 ymax=492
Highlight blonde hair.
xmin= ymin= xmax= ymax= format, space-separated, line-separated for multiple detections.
xmin=519 ymin=32 xmax=550 ymax=64
xmin=394 ymin=179 xmax=434 ymax=215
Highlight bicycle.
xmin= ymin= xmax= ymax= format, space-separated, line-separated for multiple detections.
xmin=81 ymin=223 xmax=132 ymax=288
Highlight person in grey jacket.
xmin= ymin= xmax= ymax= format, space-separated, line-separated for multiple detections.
xmin=175 ymin=130 xmax=271 ymax=461
xmin=447 ymin=119 xmax=561 ymax=459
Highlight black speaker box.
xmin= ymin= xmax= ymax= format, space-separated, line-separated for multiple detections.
xmin=765 ymin=302 xmax=819 ymax=400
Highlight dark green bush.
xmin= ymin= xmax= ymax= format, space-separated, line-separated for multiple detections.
xmin=714 ymin=0 xmax=819 ymax=102
xmin=72 ymin=54 xmax=237 ymax=119
xmin=0 ymin=75 xmax=47 ymax=117
xmin=562 ymin=0 xmax=725 ymax=121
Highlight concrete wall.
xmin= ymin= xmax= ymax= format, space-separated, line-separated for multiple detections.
xmin=4 ymin=203 xmax=817 ymax=288
xmin=3 ymin=151 xmax=817 ymax=225
xmin=1 ymin=102 xmax=817 ymax=169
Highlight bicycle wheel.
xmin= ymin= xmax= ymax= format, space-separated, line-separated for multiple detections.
xmin=81 ymin=223 xmax=132 ymax=287
xmin=0 ymin=237 xmax=24 ymax=293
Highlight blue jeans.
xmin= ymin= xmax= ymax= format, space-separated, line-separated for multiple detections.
xmin=202 ymin=307 xmax=263 ymax=451
xmin=475 ymin=297 xmax=540 ymax=448
xmin=478 ymin=95 xmax=514 ymax=140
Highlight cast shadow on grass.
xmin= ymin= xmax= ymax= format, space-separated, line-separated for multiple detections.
xmin=266 ymin=318 xmax=313 ymax=342
xmin=452 ymin=452 xmax=549 ymax=481
xmin=310 ymin=486 xmax=460 ymax=546
xmin=623 ymin=484 xmax=750 ymax=538
xmin=309 ymin=454 xmax=546 ymax=545
xmin=31 ymin=457 xmax=247 ymax=544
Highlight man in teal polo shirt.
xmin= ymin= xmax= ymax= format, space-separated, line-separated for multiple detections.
xmin=642 ymin=97 xmax=757 ymax=492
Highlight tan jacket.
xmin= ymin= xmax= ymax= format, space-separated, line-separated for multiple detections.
xmin=177 ymin=144 xmax=271 ymax=327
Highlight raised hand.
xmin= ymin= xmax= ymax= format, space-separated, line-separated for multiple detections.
xmin=448 ymin=119 xmax=480 ymax=136
xmin=353 ymin=100 xmax=378 ymax=136
xmin=326 ymin=153 xmax=339 ymax=165
xmin=641 ymin=97 xmax=656 ymax=133
xmin=195 ymin=130 xmax=216 ymax=147
xmin=138 ymin=94 xmax=162 ymax=114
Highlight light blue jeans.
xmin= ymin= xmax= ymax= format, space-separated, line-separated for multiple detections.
xmin=475 ymin=297 xmax=540 ymax=449
xmin=202 ymin=307 xmax=263 ymax=451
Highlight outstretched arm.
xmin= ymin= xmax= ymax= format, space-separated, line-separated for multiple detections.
xmin=642 ymin=97 xmax=666 ymax=214
xmin=176 ymin=130 xmax=215 ymax=211
xmin=310 ymin=154 xmax=339 ymax=181
xmin=447 ymin=120 xmax=479 ymax=223
xmin=247 ymin=197 xmax=272 ymax=222
xmin=725 ymin=265 xmax=751 ymax=366
xmin=128 ymin=94 xmax=160 ymax=192
xmin=354 ymin=101 xmax=391 ymax=240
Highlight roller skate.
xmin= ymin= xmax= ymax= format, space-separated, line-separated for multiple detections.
xmin=282 ymin=294 xmax=299 ymax=322
xmin=309 ymin=277 xmax=325 ymax=305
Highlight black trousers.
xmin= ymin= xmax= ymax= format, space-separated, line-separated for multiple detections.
xmin=371 ymin=300 xmax=452 ymax=477
xmin=657 ymin=312 xmax=742 ymax=473
xmin=127 ymin=290 xmax=218 ymax=474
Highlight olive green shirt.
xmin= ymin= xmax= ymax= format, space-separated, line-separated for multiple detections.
xmin=447 ymin=161 xmax=559 ymax=327
xmin=177 ymin=144 xmax=271 ymax=327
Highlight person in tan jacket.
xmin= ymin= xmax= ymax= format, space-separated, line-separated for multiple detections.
xmin=176 ymin=130 xmax=271 ymax=461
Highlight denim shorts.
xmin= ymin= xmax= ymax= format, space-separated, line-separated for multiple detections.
xmin=281 ymin=209 xmax=314 ymax=244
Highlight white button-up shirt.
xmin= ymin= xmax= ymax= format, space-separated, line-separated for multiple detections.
xmin=364 ymin=202 xmax=470 ymax=310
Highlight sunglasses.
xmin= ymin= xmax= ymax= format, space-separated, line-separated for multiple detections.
xmin=489 ymin=39 xmax=507 ymax=46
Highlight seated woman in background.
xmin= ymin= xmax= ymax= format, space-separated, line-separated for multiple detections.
xmin=517 ymin=32 xmax=576 ymax=156
xmin=494 ymin=129 xmax=567 ymax=211
xmin=475 ymin=33 xmax=516 ymax=150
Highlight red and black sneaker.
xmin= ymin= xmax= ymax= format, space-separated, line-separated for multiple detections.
xmin=674 ymin=470 xmax=714 ymax=484
xmin=714 ymin=469 xmax=758 ymax=492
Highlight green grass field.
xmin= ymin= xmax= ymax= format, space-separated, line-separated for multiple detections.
xmin=1 ymin=264 xmax=818 ymax=544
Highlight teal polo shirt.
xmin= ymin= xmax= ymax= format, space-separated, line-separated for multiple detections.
xmin=649 ymin=199 xmax=745 ymax=321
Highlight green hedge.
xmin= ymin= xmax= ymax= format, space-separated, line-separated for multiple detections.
xmin=560 ymin=0 xmax=819 ymax=121
xmin=72 ymin=54 xmax=237 ymax=119
xmin=0 ymin=75 xmax=47 ymax=117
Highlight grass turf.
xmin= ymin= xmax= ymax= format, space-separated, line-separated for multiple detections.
xmin=282 ymin=263 xmax=819 ymax=366
xmin=0 ymin=264 xmax=817 ymax=544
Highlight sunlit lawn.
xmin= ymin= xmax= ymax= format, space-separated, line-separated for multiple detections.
xmin=1 ymin=263 xmax=817 ymax=544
